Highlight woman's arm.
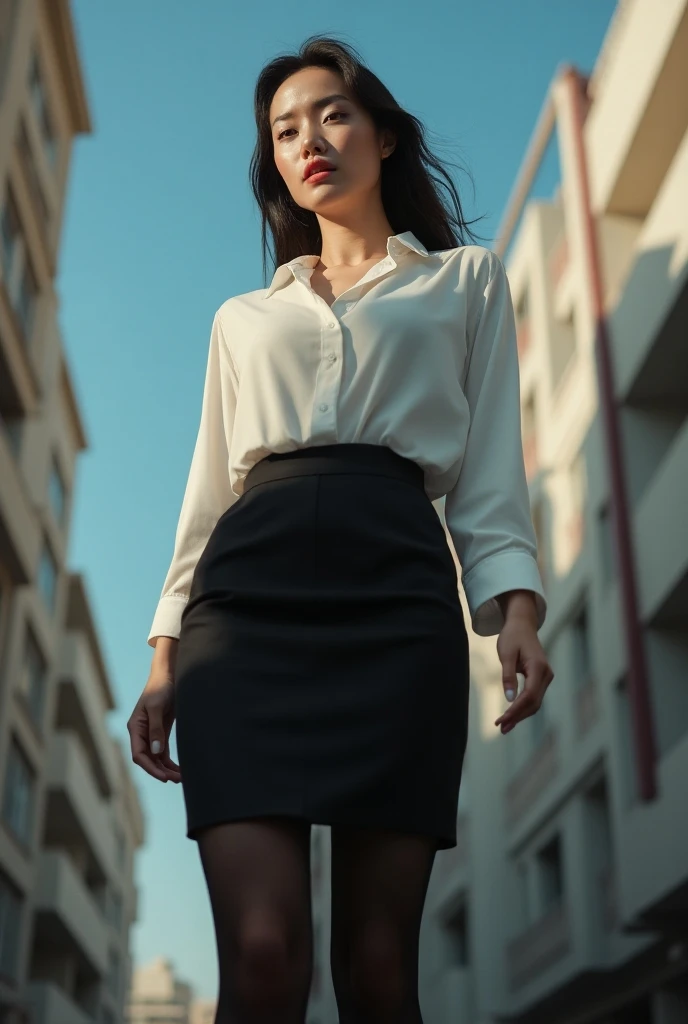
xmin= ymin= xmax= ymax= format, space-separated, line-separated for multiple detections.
xmin=444 ymin=249 xmax=546 ymax=636
xmin=147 ymin=310 xmax=238 ymax=648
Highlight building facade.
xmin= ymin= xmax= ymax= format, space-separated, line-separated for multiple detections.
xmin=0 ymin=2 xmax=145 ymax=1022
xmin=419 ymin=0 xmax=688 ymax=1021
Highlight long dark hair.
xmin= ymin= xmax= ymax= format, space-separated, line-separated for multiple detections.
xmin=250 ymin=34 xmax=485 ymax=283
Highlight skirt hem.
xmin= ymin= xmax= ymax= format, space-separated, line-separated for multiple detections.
xmin=187 ymin=809 xmax=457 ymax=852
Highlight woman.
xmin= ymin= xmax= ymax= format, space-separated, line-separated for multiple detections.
xmin=128 ymin=34 xmax=553 ymax=1024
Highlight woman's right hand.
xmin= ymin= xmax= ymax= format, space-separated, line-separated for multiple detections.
xmin=128 ymin=639 xmax=182 ymax=784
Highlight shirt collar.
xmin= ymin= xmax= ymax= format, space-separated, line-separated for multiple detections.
xmin=262 ymin=230 xmax=431 ymax=300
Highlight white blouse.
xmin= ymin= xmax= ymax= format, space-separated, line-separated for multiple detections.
xmin=147 ymin=231 xmax=547 ymax=647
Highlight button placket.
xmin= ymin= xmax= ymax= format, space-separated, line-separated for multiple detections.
xmin=313 ymin=315 xmax=342 ymax=440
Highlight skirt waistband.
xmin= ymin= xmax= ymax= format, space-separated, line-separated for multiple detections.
xmin=243 ymin=444 xmax=425 ymax=494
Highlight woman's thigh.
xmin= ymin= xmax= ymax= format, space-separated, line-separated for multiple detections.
xmin=329 ymin=824 xmax=437 ymax=1013
xmin=196 ymin=815 xmax=314 ymax=1017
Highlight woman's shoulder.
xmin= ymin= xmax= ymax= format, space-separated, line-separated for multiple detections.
xmin=430 ymin=243 xmax=501 ymax=271
xmin=215 ymin=288 xmax=269 ymax=321
xmin=430 ymin=245 xmax=507 ymax=297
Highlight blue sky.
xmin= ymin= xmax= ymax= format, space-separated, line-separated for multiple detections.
xmin=61 ymin=0 xmax=617 ymax=1002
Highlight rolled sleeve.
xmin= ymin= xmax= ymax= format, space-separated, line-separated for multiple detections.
xmin=445 ymin=250 xmax=547 ymax=636
xmin=147 ymin=312 xmax=238 ymax=647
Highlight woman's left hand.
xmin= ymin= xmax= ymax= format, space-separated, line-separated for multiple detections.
xmin=493 ymin=593 xmax=554 ymax=735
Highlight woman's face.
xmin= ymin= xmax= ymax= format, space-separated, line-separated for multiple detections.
xmin=269 ymin=66 xmax=394 ymax=216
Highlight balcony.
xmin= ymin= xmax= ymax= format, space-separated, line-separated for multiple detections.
xmin=506 ymin=902 xmax=572 ymax=991
xmin=33 ymin=849 xmax=108 ymax=975
xmin=56 ymin=632 xmax=118 ymax=797
xmin=44 ymin=730 xmax=116 ymax=878
xmin=25 ymin=980 xmax=93 ymax=1024
xmin=585 ymin=0 xmax=688 ymax=218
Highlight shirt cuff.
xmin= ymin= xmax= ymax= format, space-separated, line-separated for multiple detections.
xmin=147 ymin=596 xmax=189 ymax=647
xmin=461 ymin=549 xmax=547 ymax=636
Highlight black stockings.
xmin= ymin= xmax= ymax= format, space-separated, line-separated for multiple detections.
xmin=196 ymin=816 xmax=437 ymax=1024
xmin=329 ymin=823 xmax=437 ymax=1023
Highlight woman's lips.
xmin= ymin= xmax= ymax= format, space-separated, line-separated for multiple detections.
xmin=305 ymin=169 xmax=335 ymax=183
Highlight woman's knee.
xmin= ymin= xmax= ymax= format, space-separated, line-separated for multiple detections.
xmin=233 ymin=918 xmax=311 ymax=1013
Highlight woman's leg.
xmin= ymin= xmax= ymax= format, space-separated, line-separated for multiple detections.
xmin=329 ymin=824 xmax=438 ymax=1024
xmin=196 ymin=815 xmax=313 ymax=1024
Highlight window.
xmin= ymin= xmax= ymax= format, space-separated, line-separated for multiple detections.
xmin=19 ymin=625 xmax=47 ymax=728
xmin=28 ymin=51 xmax=58 ymax=168
xmin=2 ymin=737 xmax=35 ymax=846
xmin=537 ymin=834 xmax=564 ymax=912
xmin=48 ymin=454 xmax=66 ymax=526
xmin=0 ymin=186 xmax=40 ymax=341
xmin=0 ymin=868 xmax=22 ymax=982
xmin=37 ymin=537 xmax=58 ymax=612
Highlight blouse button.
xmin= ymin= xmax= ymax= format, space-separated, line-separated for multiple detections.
xmin=327 ymin=321 xmax=335 ymax=328
xmin=327 ymin=354 xmax=336 ymax=362
xmin=319 ymin=403 xmax=328 ymax=412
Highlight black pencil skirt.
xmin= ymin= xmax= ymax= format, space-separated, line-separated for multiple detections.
xmin=173 ymin=443 xmax=470 ymax=850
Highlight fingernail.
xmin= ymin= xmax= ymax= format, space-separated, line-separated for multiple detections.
xmin=505 ymin=688 xmax=515 ymax=702
xmin=151 ymin=740 xmax=162 ymax=754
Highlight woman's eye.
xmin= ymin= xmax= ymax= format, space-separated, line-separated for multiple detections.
xmin=277 ymin=111 xmax=345 ymax=140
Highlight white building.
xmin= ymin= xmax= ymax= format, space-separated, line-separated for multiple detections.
xmin=419 ymin=0 xmax=688 ymax=1021
xmin=0 ymin=3 xmax=145 ymax=1022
